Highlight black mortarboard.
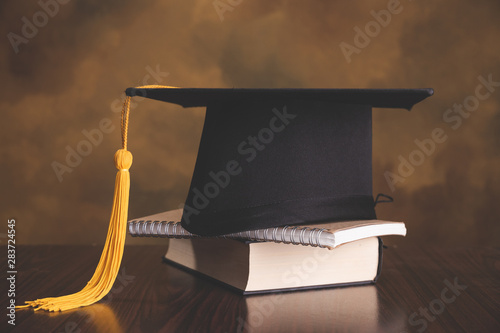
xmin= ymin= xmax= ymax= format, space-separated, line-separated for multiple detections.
xmin=125 ymin=88 xmax=433 ymax=236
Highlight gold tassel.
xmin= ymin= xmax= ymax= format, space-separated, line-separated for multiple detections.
xmin=17 ymin=95 xmax=134 ymax=312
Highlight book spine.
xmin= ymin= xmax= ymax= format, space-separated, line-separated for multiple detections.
xmin=128 ymin=221 xmax=334 ymax=249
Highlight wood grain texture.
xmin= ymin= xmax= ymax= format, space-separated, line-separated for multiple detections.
xmin=2 ymin=245 xmax=499 ymax=333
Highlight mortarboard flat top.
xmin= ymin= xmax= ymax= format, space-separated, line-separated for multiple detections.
xmin=125 ymin=87 xmax=433 ymax=110
xmin=125 ymin=87 xmax=433 ymax=236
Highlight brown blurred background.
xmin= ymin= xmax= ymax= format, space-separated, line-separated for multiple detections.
xmin=1 ymin=0 xmax=499 ymax=247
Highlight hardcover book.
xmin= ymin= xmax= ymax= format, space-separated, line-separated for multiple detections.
xmin=163 ymin=236 xmax=383 ymax=294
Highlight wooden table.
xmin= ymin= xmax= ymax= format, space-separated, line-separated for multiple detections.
xmin=3 ymin=245 xmax=500 ymax=332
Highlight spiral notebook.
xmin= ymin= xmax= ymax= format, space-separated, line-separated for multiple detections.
xmin=128 ymin=209 xmax=406 ymax=249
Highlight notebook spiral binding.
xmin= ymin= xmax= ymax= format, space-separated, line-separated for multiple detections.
xmin=128 ymin=220 xmax=330 ymax=248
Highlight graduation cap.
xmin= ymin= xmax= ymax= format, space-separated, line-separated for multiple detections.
xmin=18 ymin=85 xmax=433 ymax=312
xmin=126 ymin=87 xmax=433 ymax=236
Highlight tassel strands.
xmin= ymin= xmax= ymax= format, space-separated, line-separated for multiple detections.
xmin=17 ymin=96 xmax=134 ymax=312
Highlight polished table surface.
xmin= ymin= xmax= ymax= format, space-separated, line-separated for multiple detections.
xmin=3 ymin=245 xmax=500 ymax=332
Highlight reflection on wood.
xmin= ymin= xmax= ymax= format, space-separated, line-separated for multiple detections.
xmin=240 ymin=286 xmax=381 ymax=332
